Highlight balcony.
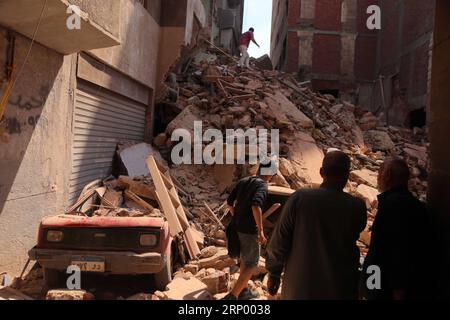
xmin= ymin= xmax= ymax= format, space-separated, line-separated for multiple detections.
xmin=0 ymin=0 xmax=120 ymax=55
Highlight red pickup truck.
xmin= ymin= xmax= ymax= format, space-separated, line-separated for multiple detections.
xmin=28 ymin=214 xmax=174 ymax=290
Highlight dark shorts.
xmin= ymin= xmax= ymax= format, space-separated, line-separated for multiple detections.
xmin=237 ymin=232 xmax=261 ymax=267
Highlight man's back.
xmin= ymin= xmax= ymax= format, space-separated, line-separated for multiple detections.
xmin=363 ymin=187 xmax=430 ymax=300
xmin=267 ymin=184 xmax=367 ymax=300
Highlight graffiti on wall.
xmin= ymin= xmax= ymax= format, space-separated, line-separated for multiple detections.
xmin=2 ymin=86 xmax=49 ymax=136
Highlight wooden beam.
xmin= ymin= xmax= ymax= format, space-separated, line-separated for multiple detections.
xmin=66 ymin=189 xmax=96 ymax=214
xmin=263 ymin=203 xmax=282 ymax=221
xmin=203 ymin=202 xmax=225 ymax=229
xmin=124 ymin=190 xmax=154 ymax=212
xmin=146 ymin=156 xmax=183 ymax=236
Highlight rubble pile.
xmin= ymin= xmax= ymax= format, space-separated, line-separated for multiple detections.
xmin=2 ymin=45 xmax=428 ymax=301
xmin=150 ymin=44 xmax=428 ymax=299
xmin=66 ymin=175 xmax=163 ymax=218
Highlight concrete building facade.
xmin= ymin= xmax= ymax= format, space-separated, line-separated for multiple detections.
xmin=202 ymin=0 xmax=245 ymax=54
xmin=271 ymin=0 xmax=289 ymax=70
xmin=270 ymin=0 xmax=436 ymax=126
xmin=0 ymin=0 xmax=206 ymax=275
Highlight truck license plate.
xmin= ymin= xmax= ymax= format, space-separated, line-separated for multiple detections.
xmin=71 ymin=256 xmax=105 ymax=272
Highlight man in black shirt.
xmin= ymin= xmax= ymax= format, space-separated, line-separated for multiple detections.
xmin=363 ymin=158 xmax=430 ymax=300
xmin=222 ymin=161 xmax=276 ymax=300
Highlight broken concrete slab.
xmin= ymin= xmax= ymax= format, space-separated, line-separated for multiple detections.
xmin=364 ymin=130 xmax=395 ymax=151
xmin=254 ymin=54 xmax=273 ymax=70
xmin=359 ymin=112 xmax=379 ymax=131
xmin=264 ymin=92 xmax=314 ymax=129
xmin=166 ymin=105 xmax=202 ymax=136
xmin=46 ymin=290 xmax=95 ymax=300
xmin=120 ymin=143 xmax=167 ymax=177
xmin=198 ymin=270 xmax=229 ymax=295
xmin=403 ymin=143 xmax=427 ymax=163
xmin=350 ymin=169 xmax=378 ymax=188
xmin=200 ymin=246 xmax=218 ymax=259
xmin=288 ymin=132 xmax=324 ymax=186
xmin=192 ymin=248 xmax=236 ymax=270
xmin=160 ymin=277 xmax=213 ymax=300
xmin=355 ymin=184 xmax=379 ymax=208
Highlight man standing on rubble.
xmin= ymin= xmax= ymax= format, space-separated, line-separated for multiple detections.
xmin=238 ymin=27 xmax=260 ymax=69
xmin=362 ymin=158 xmax=431 ymax=300
xmin=222 ymin=161 xmax=275 ymax=300
xmin=265 ymin=151 xmax=367 ymax=299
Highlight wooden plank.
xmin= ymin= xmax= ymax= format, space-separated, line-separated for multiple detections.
xmin=231 ymin=94 xmax=257 ymax=101
xmin=203 ymin=75 xmax=234 ymax=83
xmin=200 ymin=209 xmax=219 ymax=225
xmin=216 ymin=79 xmax=229 ymax=98
xmin=76 ymin=179 xmax=102 ymax=203
xmin=224 ymin=85 xmax=253 ymax=96
xmin=101 ymin=189 xmax=123 ymax=208
xmin=189 ymin=227 xmax=205 ymax=246
xmin=160 ymin=173 xmax=175 ymax=189
xmin=151 ymin=158 xmax=200 ymax=259
xmin=268 ymin=186 xmax=295 ymax=196
xmin=203 ymin=202 xmax=225 ymax=229
xmin=183 ymin=228 xmax=201 ymax=259
xmin=66 ymin=189 xmax=96 ymax=213
xmin=118 ymin=176 xmax=157 ymax=200
xmin=124 ymin=190 xmax=154 ymax=212
xmin=146 ymin=156 xmax=184 ymax=236
xmin=95 ymin=187 xmax=107 ymax=197
xmin=262 ymin=203 xmax=282 ymax=221
xmin=279 ymin=79 xmax=309 ymax=99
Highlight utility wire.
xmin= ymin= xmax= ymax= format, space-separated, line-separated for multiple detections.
xmin=9 ymin=0 xmax=48 ymax=95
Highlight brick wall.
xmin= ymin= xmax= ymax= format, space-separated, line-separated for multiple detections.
xmin=275 ymin=0 xmax=435 ymax=121
xmin=315 ymin=0 xmax=342 ymax=31
xmin=287 ymin=30 xmax=300 ymax=72
xmin=378 ymin=0 xmax=436 ymax=125
xmin=312 ymin=34 xmax=341 ymax=75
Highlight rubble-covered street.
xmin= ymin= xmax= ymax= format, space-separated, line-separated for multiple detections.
xmin=2 ymin=44 xmax=429 ymax=301
xmin=1 ymin=0 xmax=449 ymax=306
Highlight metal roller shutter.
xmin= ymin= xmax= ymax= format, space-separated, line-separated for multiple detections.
xmin=69 ymin=83 xmax=147 ymax=203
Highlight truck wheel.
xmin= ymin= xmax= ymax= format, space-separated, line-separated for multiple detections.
xmin=44 ymin=267 xmax=63 ymax=289
xmin=154 ymin=254 xmax=173 ymax=291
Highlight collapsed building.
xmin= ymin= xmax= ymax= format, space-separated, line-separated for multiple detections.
xmin=1 ymin=0 xmax=450 ymax=301
xmin=3 ymin=42 xmax=429 ymax=300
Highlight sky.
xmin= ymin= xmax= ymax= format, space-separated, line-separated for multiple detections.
xmin=242 ymin=0 xmax=273 ymax=58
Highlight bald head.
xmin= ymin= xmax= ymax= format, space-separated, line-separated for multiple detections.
xmin=378 ymin=158 xmax=410 ymax=192
xmin=320 ymin=151 xmax=351 ymax=189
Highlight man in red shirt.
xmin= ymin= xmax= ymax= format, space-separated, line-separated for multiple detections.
xmin=238 ymin=28 xmax=260 ymax=68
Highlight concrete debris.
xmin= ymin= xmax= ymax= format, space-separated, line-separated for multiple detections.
xmin=152 ymin=44 xmax=429 ymax=300
xmin=158 ymin=277 xmax=213 ymax=300
xmin=253 ymin=54 xmax=273 ymax=71
xmin=364 ymin=130 xmax=396 ymax=151
xmin=196 ymin=269 xmax=229 ymax=295
xmin=46 ymin=290 xmax=95 ymax=300
xmin=354 ymin=184 xmax=379 ymax=208
xmin=51 ymin=44 xmax=429 ymax=301
xmin=0 ymin=285 xmax=34 ymax=300
xmin=359 ymin=112 xmax=379 ymax=131
xmin=350 ymin=169 xmax=379 ymax=189
xmin=200 ymin=246 xmax=219 ymax=259
xmin=126 ymin=293 xmax=159 ymax=300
